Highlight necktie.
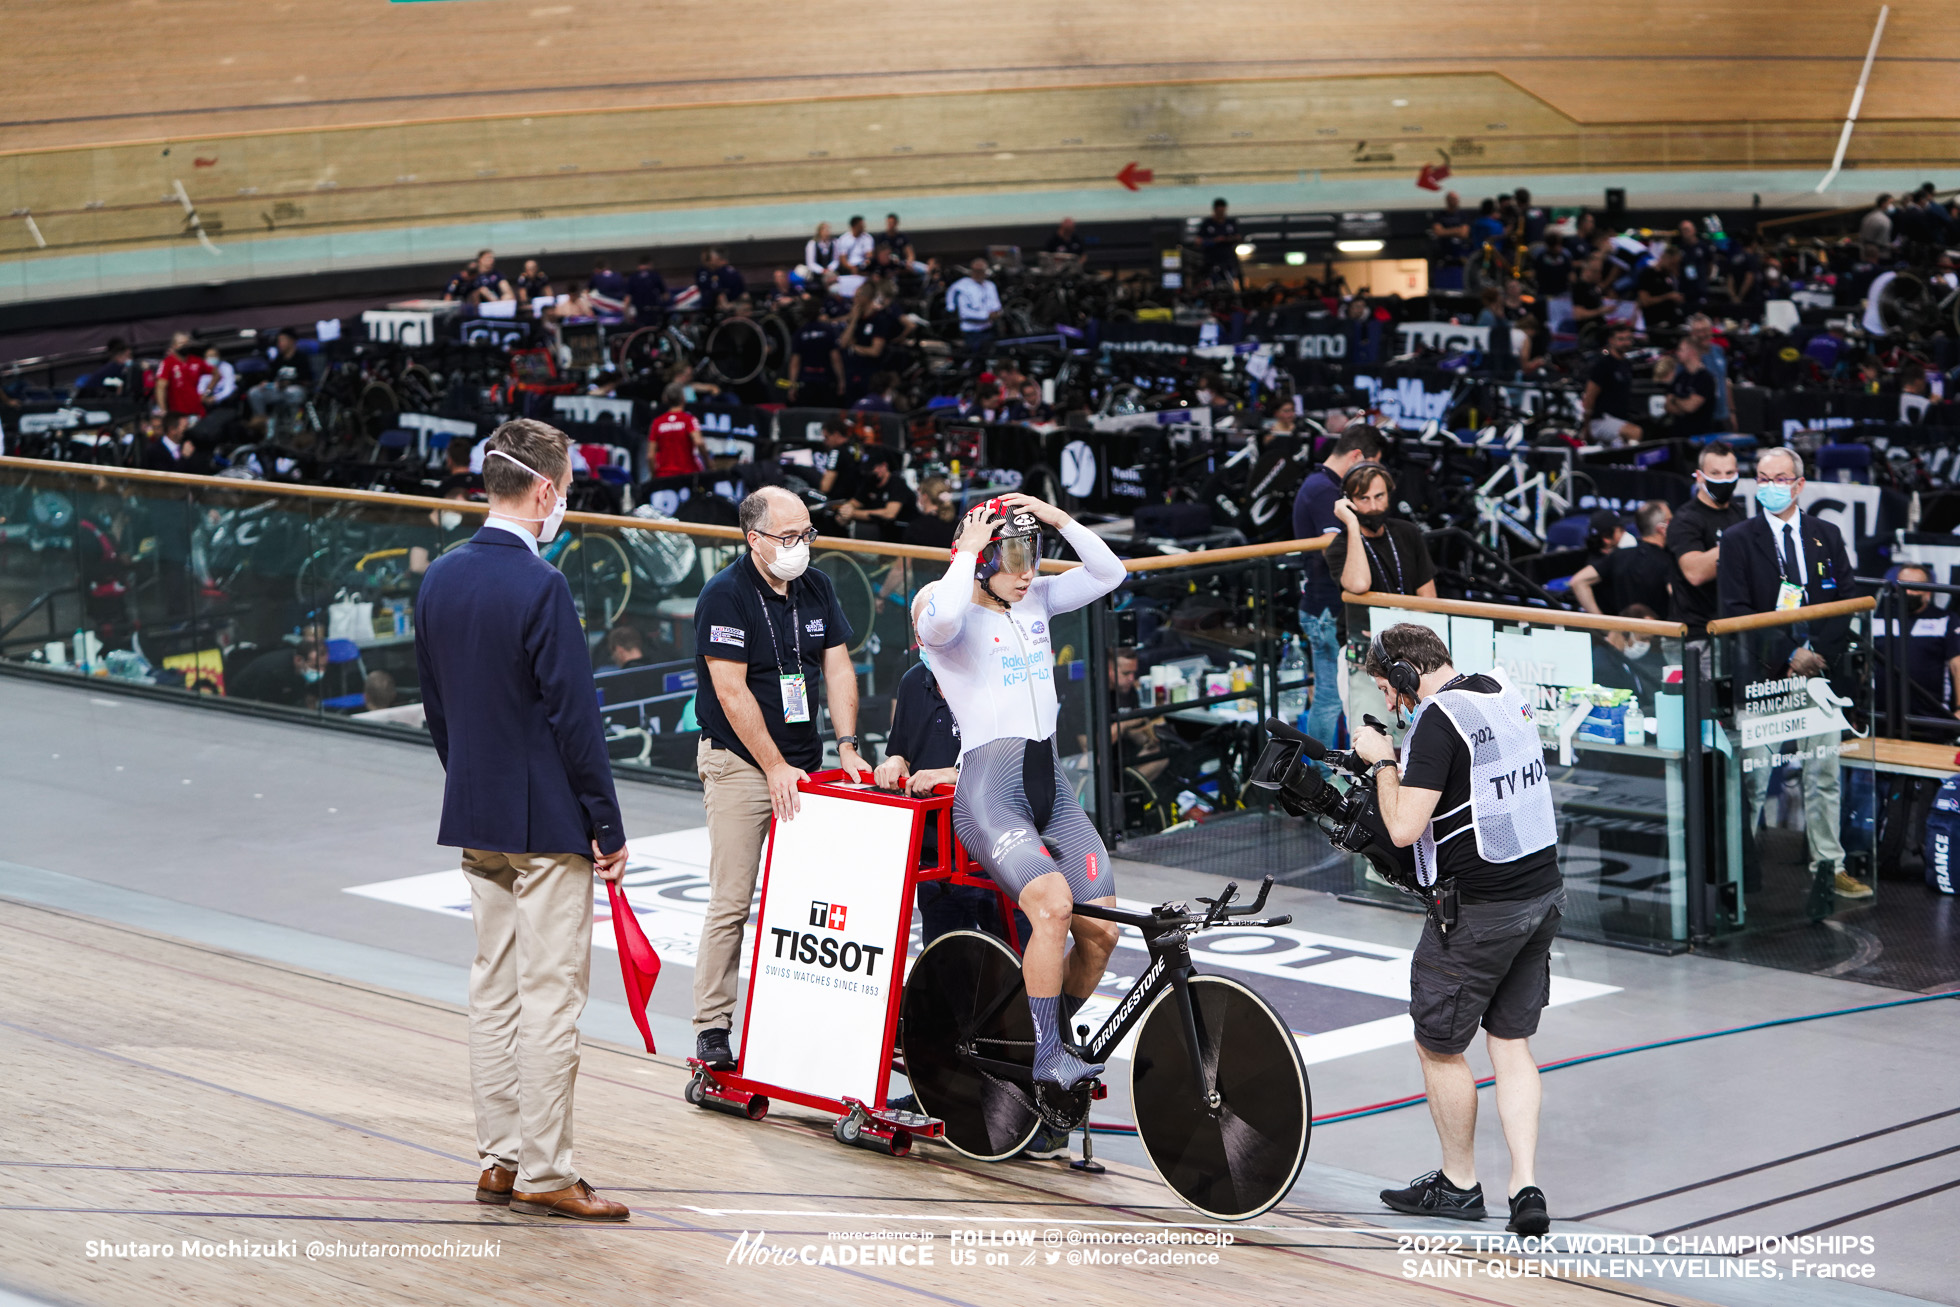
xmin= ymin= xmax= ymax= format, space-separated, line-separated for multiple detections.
xmin=1780 ymin=521 xmax=1801 ymax=586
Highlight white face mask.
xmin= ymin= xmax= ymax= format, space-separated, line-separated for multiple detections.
xmin=1624 ymin=640 xmax=1652 ymax=661
xmin=763 ymin=538 xmax=810 ymax=581
xmin=438 ymin=510 xmax=463 ymax=531
xmin=485 ymin=449 xmax=568 ymax=543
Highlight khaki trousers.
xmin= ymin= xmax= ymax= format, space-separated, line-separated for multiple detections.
xmin=693 ymin=738 xmax=774 ymax=1032
xmin=463 ymin=848 xmax=593 ymax=1192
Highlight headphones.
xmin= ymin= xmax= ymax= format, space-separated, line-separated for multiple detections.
xmin=1370 ymin=630 xmax=1422 ymax=703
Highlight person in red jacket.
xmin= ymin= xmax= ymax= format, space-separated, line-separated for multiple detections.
xmin=152 ymin=332 xmax=211 ymax=419
xmin=647 ymin=383 xmax=706 ymax=479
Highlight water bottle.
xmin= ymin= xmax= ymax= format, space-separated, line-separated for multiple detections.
xmin=1277 ymin=637 xmax=1308 ymax=726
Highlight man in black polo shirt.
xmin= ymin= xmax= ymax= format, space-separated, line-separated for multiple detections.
xmin=836 ymin=449 xmax=912 ymax=543
xmin=1637 ymin=245 xmax=1687 ymax=339
xmin=1582 ymin=321 xmax=1641 ymax=446
xmin=1196 ymin=198 xmax=1241 ymax=287
xmin=1353 ymin=623 xmax=1562 ymax=1236
xmin=1570 ymin=499 xmax=1673 ymax=618
xmin=1531 ymin=231 xmax=1572 ymax=298
xmin=690 ymin=485 xmax=869 ymax=1069
xmin=1665 ymin=441 xmax=1743 ymax=634
xmin=1665 ymin=337 xmax=1719 ymax=437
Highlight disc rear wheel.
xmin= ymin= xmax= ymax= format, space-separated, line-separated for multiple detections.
xmin=899 ymin=930 xmax=1039 ymax=1161
xmin=1130 ymin=974 xmax=1310 ymax=1221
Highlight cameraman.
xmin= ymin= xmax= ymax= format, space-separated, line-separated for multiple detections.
xmin=1352 ymin=623 xmax=1562 ymax=1237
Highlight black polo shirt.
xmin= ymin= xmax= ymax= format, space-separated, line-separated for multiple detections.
xmin=1665 ymin=497 xmax=1745 ymax=632
xmin=1587 ymin=350 xmax=1635 ymax=420
xmin=1594 ymin=540 xmax=1674 ymax=617
xmin=1044 ymin=231 xmax=1086 ymax=257
xmin=887 ymin=661 xmax=960 ymax=860
xmin=1670 ymin=367 xmax=1718 ymax=437
xmin=1638 ymin=264 xmax=1683 ymax=331
xmin=694 ymin=556 xmax=851 ymax=770
xmin=1198 ymin=216 xmax=1239 ymax=265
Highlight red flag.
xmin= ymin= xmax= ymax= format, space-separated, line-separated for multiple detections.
xmin=607 ymin=881 xmax=662 ymax=1053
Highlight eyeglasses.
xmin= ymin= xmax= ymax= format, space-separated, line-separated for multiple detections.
xmin=1758 ymin=474 xmax=1802 ymax=486
xmin=756 ymin=527 xmax=819 ymax=547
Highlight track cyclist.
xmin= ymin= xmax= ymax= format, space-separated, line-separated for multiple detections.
xmin=915 ymin=493 xmax=1127 ymax=1091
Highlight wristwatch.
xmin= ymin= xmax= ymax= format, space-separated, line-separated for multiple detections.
xmin=1366 ymin=759 xmax=1399 ymax=781
xmin=836 ymin=735 xmax=861 ymax=749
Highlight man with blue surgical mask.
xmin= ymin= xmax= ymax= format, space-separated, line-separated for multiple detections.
xmin=1717 ymin=446 xmax=1870 ymax=914
xmin=231 ymin=638 xmax=329 ymax=708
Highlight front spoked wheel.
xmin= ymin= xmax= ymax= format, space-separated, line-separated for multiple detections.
xmin=1131 ymin=975 xmax=1310 ymax=1221
xmin=899 ymin=930 xmax=1040 ymax=1161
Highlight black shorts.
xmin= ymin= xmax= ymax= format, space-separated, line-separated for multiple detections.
xmin=1408 ymin=886 xmax=1565 ymax=1055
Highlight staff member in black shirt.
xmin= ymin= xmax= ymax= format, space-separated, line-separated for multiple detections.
xmin=1880 ymin=565 xmax=1960 ymax=729
xmin=1665 ymin=337 xmax=1719 ymax=437
xmin=1636 ymin=244 xmax=1687 ymax=338
xmin=1717 ymin=447 xmax=1869 ymax=910
xmin=1582 ymin=321 xmax=1641 ymax=446
xmin=1532 ymin=231 xmax=1572 ymax=297
xmin=1043 ymin=217 xmax=1087 ymax=270
xmin=1292 ymin=424 xmax=1388 ymax=749
xmin=1329 ymin=461 xmax=1438 ymax=741
xmin=690 ymin=486 xmax=869 ymax=1069
xmin=1352 ymin=623 xmax=1562 ymax=1236
xmin=1196 ymin=197 xmax=1241 ymax=287
xmin=1664 ymin=441 xmax=1743 ymax=634
xmin=1570 ymin=499 xmax=1673 ymax=618
xmin=836 ymin=448 xmax=913 ymax=543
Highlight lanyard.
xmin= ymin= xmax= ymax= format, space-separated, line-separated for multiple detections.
xmin=749 ymin=575 xmax=799 ymax=675
xmin=1361 ymin=529 xmax=1406 ymax=594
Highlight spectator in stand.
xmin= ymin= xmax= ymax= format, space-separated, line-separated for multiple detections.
xmin=142 ymin=413 xmax=197 ymax=471
xmin=74 ymin=338 xmax=143 ymax=401
xmin=625 ymin=254 xmax=667 ymax=322
xmin=694 ymin=246 xmax=746 ymax=313
xmin=1666 ymin=336 xmax=1720 ymax=436
xmin=836 ymin=216 xmax=875 ymax=277
xmin=515 ymin=260 xmax=552 ymax=308
xmin=362 ymin=669 xmax=399 ymax=712
xmin=1665 ymin=441 xmax=1743 ymax=636
xmin=877 ymin=213 xmax=916 ymax=267
xmin=1676 ymin=221 xmax=1715 ymax=309
xmin=1880 ymin=565 xmax=1960 ymax=727
xmin=1019 ymin=380 xmax=1053 ymax=423
xmin=852 ymin=371 xmax=901 ymax=413
xmin=817 ymin=415 xmax=861 ymax=500
xmin=438 ymin=438 xmax=481 ymax=497
xmin=1724 ymin=233 xmax=1764 ymax=321
xmin=1582 ymin=321 xmax=1641 ymax=446
xmin=1514 ymin=188 xmax=1547 ymax=247
xmin=1570 ymin=499 xmax=1673 ymax=618
xmin=589 ymin=258 xmax=628 ymax=302
xmin=470 ymin=250 xmax=514 ymax=303
xmin=1469 ymin=197 xmax=1505 ymax=251
xmin=765 ymin=268 xmax=801 ymax=311
xmin=1430 ymin=192 xmax=1471 ymax=291
xmin=648 ymin=383 xmax=707 ymax=479
xmin=946 ymin=258 xmax=1002 ymax=360
xmin=231 ymin=639 xmax=328 ymax=709
xmin=1043 ymin=217 xmax=1087 ymax=270
xmin=443 ymin=261 xmax=477 ymax=301
xmin=790 ymin=298 xmax=842 ymax=403
xmin=248 ymin=329 xmax=310 ymax=429
xmin=1474 ymin=286 xmax=1513 ymax=375
xmin=1685 ymin=315 xmax=1735 ymax=428
xmin=1533 ymin=231 xmax=1572 ymax=298
xmin=604 ymin=625 xmax=653 ymax=670
xmin=836 ymin=449 xmax=912 ymax=543
xmin=1292 ymin=423 xmax=1388 ymax=752
xmin=153 ymin=332 xmax=210 ymax=419
xmin=836 ymin=283 xmax=900 ymax=402
xmin=1514 ymin=314 xmax=1549 ymax=375
xmin=198 ymin=345 xmax=237 ymax=409
xmin=1860 ymin=195 xmax=1895 ymax=263
xmin=1197 ymin=197 xmax=1242 ymax=287
xmin=957 ymin=380 xmax=1023 ymax=424
xmin=1330 ymin=460 xmax=1437 ymax=744
xmin=903 ymin=475 xmax=960 ymax=550
xmin=804 ymin=222 xmax=839 ymax=279
xmin=1637 ymin=244 xmax=1687 ymax=339
xmin=1569 ymin=256 xmax=1614 ymax=345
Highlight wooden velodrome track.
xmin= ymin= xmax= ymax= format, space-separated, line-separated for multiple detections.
xmin=0 ymin=895 xmax=1725 ymax=1306
xmin=2 ymin=2 xmax=1959 ymax=265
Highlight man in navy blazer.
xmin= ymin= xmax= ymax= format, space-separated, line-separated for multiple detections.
xmin=415 ymin=418 xmax=632 ymax=1222
xmin=1715 ymin=445 xmax=1871 ymax=910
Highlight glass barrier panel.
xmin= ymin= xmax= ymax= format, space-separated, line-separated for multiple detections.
xmin=1712 ymin=609 xmax=1876 ymax=936
xmin=1338 ymin=600 xmax=1690 ymax=949
xmin=1 ymin=464 xmax=94 ymax=680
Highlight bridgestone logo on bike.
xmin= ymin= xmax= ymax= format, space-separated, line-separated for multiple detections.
xmin=1091 ymin=953 xmax=1164 ymax=1058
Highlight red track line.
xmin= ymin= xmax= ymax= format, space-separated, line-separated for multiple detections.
xmin=151 ymin=1189 xmax=479 ymax=1204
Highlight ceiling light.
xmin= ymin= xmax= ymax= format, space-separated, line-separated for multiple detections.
xmin=1336 ymin=239 xmax=1384 ymax=254
xmin=1235 ymin=243 xmax=1256 ymax=258
xmin=1284 ymin=251 xmax=1307 ymax=266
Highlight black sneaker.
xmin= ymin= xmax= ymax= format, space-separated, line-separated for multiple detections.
xmin=695 ymin=1027 xmax=735 ymax=1070
xmin=1506 ymin=1186 xmax=1550 ymax=1235
xmin=885 ymin=1093 xmax=920 ymax=1116
xmin=1380 ymin=1170 xmax=1486 ymax=1221
xmin=1019 ymin=1123 xmax=1071 ymax=1161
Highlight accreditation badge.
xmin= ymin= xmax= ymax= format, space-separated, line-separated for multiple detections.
xmin=1775 ymin=581 xmax=1806 ymax=612
xmin=779 ymin=672 xmax=811 ymax=723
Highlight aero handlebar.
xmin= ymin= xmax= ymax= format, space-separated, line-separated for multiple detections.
xmin=1070 ymin=876 xmax=1292 ymax=937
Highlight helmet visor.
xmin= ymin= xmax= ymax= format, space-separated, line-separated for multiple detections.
xmin=993 ymin=534 xmax=1041 ymax=576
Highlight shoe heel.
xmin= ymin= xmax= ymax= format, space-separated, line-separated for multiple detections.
xmin=475 ymin=1190 xmax=512 ymax=1206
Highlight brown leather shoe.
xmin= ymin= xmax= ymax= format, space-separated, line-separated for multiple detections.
xmin=475 ymin=1165 xmax=515 ymax=1206
xmin=509 ymin=1179 xmax=629 ymax=1222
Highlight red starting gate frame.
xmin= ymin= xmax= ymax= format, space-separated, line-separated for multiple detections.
xmin=684 ymin=770 xmax=1020 ymax=1156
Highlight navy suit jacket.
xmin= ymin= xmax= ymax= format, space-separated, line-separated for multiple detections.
xmin=415 ymin=527 xmax=625 ymax=858
xmin=1715 ymin=510 xmax=1859 ymax=682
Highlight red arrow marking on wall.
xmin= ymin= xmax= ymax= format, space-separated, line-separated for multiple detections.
xmin=1116 ymin=161 xmax=1154 ymax=191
